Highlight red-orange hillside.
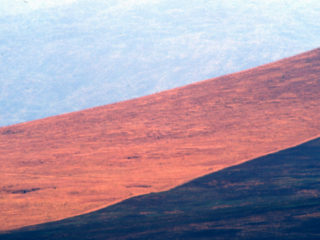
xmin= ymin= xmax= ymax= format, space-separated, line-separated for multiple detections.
xmin=1 ymin=48 xmax=320 ymax=231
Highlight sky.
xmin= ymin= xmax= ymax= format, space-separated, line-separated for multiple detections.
xmin=0 ymin=0 xmax=320 ymax=126
xmin=0 ymin=0 xmax=77 ymax=16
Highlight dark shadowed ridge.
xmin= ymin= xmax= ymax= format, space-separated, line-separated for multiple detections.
xmin=1 ymin=47 xmax=320 ymax=231
xmin=1 ymin=137 xmax=320 ymax=240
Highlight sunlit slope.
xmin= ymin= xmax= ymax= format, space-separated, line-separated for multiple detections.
xmin=1 ymin=48 xmax=320 ymax=231
xmin=2 ymin=0 xmax=320 ymax=127
xmin=2 ymin=137 xmax=320 ymax=239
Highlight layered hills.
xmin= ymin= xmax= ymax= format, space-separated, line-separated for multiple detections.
xmin=2 ymin=137 xmax=320 ymax=239
xmin=1 ymin=48 xmax=320 ymax=231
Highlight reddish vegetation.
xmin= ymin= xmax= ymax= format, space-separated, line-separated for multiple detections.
xmin=1 ymin=48 xmax=320 ymax=231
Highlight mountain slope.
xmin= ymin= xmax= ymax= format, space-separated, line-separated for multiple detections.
xmin=1 ymin=48 xmax=320 ymax=230
xmin=2 ymin=137 xmax=320 ymax=239
xmin=2 ymin=0 xmax=320 ymax=127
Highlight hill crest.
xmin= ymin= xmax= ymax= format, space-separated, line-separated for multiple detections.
xmin=1 ymin=48 xmax=320 ymax=231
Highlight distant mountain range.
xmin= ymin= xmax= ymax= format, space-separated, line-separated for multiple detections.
xmin=1 ymin=0 xmax=320 ymax=126
xmin=1 ymin=48 xmax=319 ymax=234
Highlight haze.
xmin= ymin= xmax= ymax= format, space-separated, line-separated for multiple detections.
xmin=1 ymin=0 xmax=319 ymax=126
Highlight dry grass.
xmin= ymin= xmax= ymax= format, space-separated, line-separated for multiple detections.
xmin=1 ymin=48 xmax=320 ymax=231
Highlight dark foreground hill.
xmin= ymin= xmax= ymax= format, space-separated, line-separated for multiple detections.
xmin=1 ymin=48 xmax=320 ymax=230
xmin=1 ymin=137 xmax=320 ymax=240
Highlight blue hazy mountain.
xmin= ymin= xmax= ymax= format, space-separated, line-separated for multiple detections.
xmin=1 ymin=0 xmax=320 ymax=126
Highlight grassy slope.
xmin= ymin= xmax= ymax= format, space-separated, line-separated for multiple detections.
xmin=1 ymin=48 xmax=320 ymax=230
xmin=1 ymin=137 xmax=320 ymax=239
